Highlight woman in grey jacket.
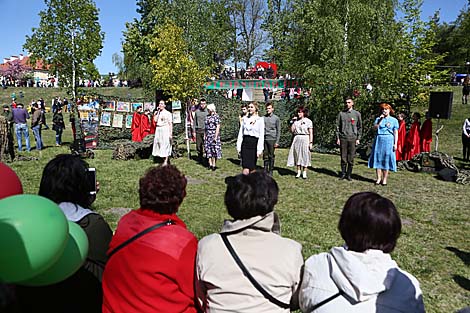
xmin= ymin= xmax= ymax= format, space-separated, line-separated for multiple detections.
xmin=299 ymin=192 xmax=425 ymax=313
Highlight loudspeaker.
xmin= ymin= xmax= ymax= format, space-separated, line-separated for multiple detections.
xmin=429 ymin=92 xmax=453 ymax=119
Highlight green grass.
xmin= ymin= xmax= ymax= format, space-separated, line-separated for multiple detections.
xmin=2 ymin=86 xmax=469 ymax=312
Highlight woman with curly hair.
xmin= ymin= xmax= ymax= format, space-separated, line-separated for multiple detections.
xmin=102 ymin=165 xmax=198 ymax=313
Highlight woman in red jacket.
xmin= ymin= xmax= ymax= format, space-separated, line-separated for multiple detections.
xmin=102 ymin=165 xmax=199 ymax=313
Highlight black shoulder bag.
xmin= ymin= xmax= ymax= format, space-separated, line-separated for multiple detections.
xmin=220 ymin=233 xmax=343 ymax=310
xmin=108 ymin=219 xmax=175 ymax=258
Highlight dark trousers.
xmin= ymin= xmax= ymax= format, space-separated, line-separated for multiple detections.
xmin=340 ymin=138 xmax=356 ymax=166
xmin=463 ymin=133 xmax=470 ymax=160
xmin=195 ymin=130 xmax=204 ymax=158
xmin=263 ymin=139 xmax=276 ymax=161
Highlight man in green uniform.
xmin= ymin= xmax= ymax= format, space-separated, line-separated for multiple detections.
xmin=336 ymin=97 xmax=362 ymax=181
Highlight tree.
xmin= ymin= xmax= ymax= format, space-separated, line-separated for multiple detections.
xmin=0 ymin=59 xmax=31 ymax=82
xmin=23 ymin=0 xmax=103 ymax=99
xmin=232 ymin=0 xmax=266 ymax=68
xmin=149 ymin=21 xmax=209 ymax=101
xmin=122 ymin=0 xmax=233 ymax=89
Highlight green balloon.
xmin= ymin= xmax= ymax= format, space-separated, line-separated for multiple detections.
xmin=19 ymin=221 xmax=89 ymax=286
xmin=0 ymin=195 xmax=68 ymax=283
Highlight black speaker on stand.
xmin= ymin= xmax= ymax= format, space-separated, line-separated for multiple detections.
xmin=428 ymin=92 xmax=453 ymax=151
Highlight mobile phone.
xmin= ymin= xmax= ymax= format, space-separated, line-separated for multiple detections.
xmin=86 ymin=168 xmax=97 ymax=195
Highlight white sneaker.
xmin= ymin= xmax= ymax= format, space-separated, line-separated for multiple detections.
xmin=295 ymin=172 xmax=301 ymax=178
xmin=302 ymin=171 xmax=307 ymax=179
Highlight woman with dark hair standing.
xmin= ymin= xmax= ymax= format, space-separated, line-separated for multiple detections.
xmin=287 ymin=106 xmax=313 ymax=179
xmin=368 ymin=103 xmax=399 ymax=185
xmin=299 ymin=192 xmax=425 ymax=313
xmin=237 ymin=102 xmax=265 ymax=175
xmin=15 ymin=154 xmax=113 ymax=313
xmin=196 ymin=171 xmax=303 ymax=312
xmin=103 ymin=165 xmax=198 ymax=313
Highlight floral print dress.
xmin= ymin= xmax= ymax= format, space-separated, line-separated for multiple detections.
xmin=204 ymin=113 xmax=222 ymax=159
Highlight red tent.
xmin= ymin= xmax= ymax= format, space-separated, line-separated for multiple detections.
xmin=255 ymin=62 xmax=277 ymax=78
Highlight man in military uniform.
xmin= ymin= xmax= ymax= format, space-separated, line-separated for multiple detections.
xmin=1 ymin=104 xmax=15 ymax=161
xmin=263 ymin=102 xmax=281 ymax=175
xmin=192 ymin=98 xmax=208 ymax=166
xmin=336 ymin=97 xmax=362 ymax=181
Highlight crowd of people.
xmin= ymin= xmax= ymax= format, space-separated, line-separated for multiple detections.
xmin=0 ymin=159 xmax=426 ymax=313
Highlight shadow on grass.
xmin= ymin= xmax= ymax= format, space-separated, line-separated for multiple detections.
xmin=275 ymin=167 xmax=296 ymax=176
xmin=453 ymin=275 xmax=470 ymax=291
xmin=446 ymin=246 xmax=470 ymax=266
xmin=227 ymin=157 xmax=241 ymax=166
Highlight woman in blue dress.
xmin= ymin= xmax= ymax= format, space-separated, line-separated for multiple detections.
xmin=204 ymin=103 xmax=222 ymax=171
xmin=368 ymin=103 xmax=399 ymax=186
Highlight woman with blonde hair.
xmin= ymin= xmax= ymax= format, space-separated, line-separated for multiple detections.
xmin=204 ymin=103 xmax=222 ymax=171
xmin=237 ymin=102 xmax=264 ymax=175
xmin=368 ymin=103 xmax=399 ymax=186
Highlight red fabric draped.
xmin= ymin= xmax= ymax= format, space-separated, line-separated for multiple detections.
xmin=420 ymin=119 xmax=432 ymax=152
xmin=396 ymin=120 xmax=406 ymax=161
xmin=140 ymin=114 xmax=151 ymax=139
xmin=131 ymin=112 xmax=142 ymax=142
xmin=404 ymin=121 xmax=421 ymax=160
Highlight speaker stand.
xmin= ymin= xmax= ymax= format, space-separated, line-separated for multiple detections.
xmin=434 ymin=117 xmax=444 ymax=152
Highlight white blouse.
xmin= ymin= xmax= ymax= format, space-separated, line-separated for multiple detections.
xmin=463 ymin=119 xmax=470 ymax=136
xmin=236 ymin=114 xmax=265 ymax=155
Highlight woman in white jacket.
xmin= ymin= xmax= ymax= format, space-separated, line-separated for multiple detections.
xmin=299 ymin=192 xmax=425 ymax=313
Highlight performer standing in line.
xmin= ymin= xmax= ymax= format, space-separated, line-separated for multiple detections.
xmin=237 ymin=102 xmax=264 ymax=175
xmin=192 ymin=98 xmax=208 ymax=166
xmin=368 ymin=103 xmax=399 ymax=186
xmin=404 ymin=112 xmax=421 ymax=160
xmin=263 ymin=102 xmax=280 ymax=176
xmin=131 ymin=106 xmax=143 ymax=142
xmin=152 ymin=100 xmax=173 ymax=166
xmin=287 ymin=106 xmax=313 ymax=179
xmin=204 ymin=103 xmax=222 ymax=171
xmin=420 ymin=111 xmax=432 ymax=153
xmin=336 ymin=97 xmax=362 ymax=181
xmin=140 ymin=109 xmax=152 ymax=140
xmin=396 ymin=113 xmax=406 ymax=161
xmin=462 ymin=117 xmax=470 ymax=161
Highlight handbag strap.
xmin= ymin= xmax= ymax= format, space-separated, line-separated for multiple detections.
xmin=220 ymin=233 xmax=290 ymax=309
xmin=311 ymin=290 xmax=343 ymax=310
xmin=108 ymin=219 xmax=174 ymax=258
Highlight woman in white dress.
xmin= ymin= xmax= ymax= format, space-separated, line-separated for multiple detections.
xmin=152 ymin=100 xmax=173 ymax=165
xmin=287 ymin=106 xmax=313 ymax=179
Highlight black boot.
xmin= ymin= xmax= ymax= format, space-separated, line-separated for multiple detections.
xmin=346 ymin=165 xmax=353 ymax=181
xmin=339 ymin=164 xmax=347 ymax=180
xmin=269 ymin=159 xmax=275 ymax=176
xmin=264 ymin=160 xmax=270 ymax=173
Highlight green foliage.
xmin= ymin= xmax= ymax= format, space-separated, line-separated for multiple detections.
xmin=122 ymin=0 xmax=233 ymax=87
xmin=6 ymin=86 xmax=470 ymax=313
xmin=149 ymin=21 xmax=209 ymax=101
xmin=23 ymin=0 xmax=103 ymax=99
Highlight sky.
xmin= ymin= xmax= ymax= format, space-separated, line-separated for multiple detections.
xmin=0 ymin=0 xmax=468 ymax=75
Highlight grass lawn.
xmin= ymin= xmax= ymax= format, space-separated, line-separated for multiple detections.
xmin=2 ymin=86 xmax=469 ymax=312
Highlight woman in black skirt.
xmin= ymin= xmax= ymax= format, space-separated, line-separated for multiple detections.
xmin=236 ymin=102 xmax=265 ymax=175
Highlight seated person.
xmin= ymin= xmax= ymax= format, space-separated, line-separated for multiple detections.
xmin=15 ymin=154 xmax=113 ymax=313
xmin=196 ymin=171 xmax=303 ymax=312
xmin=102 ymin=165 xmax=199 ymax=313
xmin=299 ymin=192 xmax=425 ymax=313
